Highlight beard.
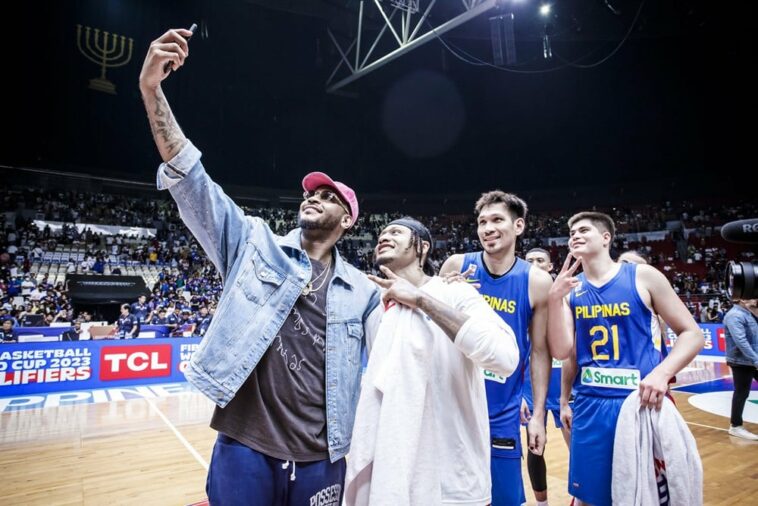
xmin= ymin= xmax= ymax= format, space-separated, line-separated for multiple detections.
xmin=298 ymin=212 xmax=342 ymax=232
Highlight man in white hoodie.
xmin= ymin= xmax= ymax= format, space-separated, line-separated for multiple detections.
xmin=344 ymin=217 xmax=520 ymax=506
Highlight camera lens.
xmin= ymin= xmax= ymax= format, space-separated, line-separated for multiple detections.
xmin=726 ymin=261 xmax=758 ymax=300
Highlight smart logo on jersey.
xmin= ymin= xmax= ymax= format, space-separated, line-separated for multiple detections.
xmin=581 ymin=366 xmax=640 ymax=389
xmin=582 ymin=368 xmax=593 ymax=383
xmin=99 ymin=345 xmax=172 ymax=381
xmin=483 ymin=369 xmax=507 ymax=383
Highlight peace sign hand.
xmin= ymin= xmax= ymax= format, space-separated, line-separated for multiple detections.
xmin=548 ymin=252 xmax=582 ymax=301
xmin=368 ymin=265 xmax=424 ymax=309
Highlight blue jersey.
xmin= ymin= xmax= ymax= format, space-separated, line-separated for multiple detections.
xmin=569 ymin=262 xmax=662 ymax=398
xmin=461 ymin=253 xmax=532 ymax=458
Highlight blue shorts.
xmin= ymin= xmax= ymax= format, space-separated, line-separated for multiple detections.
xmin=548 ymin=408 xmax=563 ymax=428
xmin=522 ymin=408 xmax=563 ymax=429
xmin=491 ymin=455 xmax=526 ymax=506
xmin=206 ymin=433 xmax=345 ymax=506
xmin=568 ymin=394 xmax=625 ymax=506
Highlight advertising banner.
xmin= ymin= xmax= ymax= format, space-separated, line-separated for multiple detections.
xmin=0 ymin=338 xmax=202 ymax=397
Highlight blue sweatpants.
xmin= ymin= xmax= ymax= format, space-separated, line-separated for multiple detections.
xmin=206 ymin=433 xmax=345 ymax=506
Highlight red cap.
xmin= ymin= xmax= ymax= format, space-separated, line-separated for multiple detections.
xmin=302 ymin=172 xmax=359 ymax=224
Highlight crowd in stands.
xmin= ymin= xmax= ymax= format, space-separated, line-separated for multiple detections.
xmin=1 ymin=185 xmax=755 ymax=343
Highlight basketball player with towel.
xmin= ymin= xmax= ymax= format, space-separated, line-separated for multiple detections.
xmin=547 ymin=211 xmax=704 ymax=506
xmin=344 ymin=217 xmax=520 ymax=506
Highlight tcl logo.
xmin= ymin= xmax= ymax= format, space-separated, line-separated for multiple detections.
xmin=99 ymin=345 xmax=172 ymax=381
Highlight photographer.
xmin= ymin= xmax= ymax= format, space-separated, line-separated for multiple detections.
xmin=724 ymin=298 xmax=758 ymax=440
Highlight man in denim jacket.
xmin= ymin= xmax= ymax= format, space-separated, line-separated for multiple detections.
xmin=724 ymin=298 xmax=758 ymax=440
xmin=139 ymin=28 xmax=380 ymax=504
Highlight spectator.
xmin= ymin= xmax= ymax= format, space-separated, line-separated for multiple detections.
xmin=130 ymin=295 xmax=150 ymax=323
xmin=724 ymin=298 xmax=758 ymax=441
xmin=706 ymin=305 xmax=721 ymax=323
xmin=62 ymin=320 xmax=82 ymax=341
xmin=20 ymin=274 xmax=35 ymax=296
xmin=116 ymin=304 xmax=139 ymax=339
xmin=195 ymin=305 xmax=212 ymax=337
xmin=1 ymin=319 xmax=17 ymax=343
xmin=0 ymin=306 xmax=18 ymax=327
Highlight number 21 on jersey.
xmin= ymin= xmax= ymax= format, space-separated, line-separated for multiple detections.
xmin=589 ymin=324 xmax=620 ymax=361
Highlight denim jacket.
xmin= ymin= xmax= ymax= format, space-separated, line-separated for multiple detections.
xmin=724 ymin=304 xmax=758 ymax=367
xmin=157 ymin=141 xmax=380 ymax=462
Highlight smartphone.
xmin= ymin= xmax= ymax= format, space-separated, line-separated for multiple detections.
xmin=163 ymin=23 xmax=198 ymax=73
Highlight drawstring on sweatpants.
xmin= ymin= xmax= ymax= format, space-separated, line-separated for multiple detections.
xmin=281 ymin=460 xmax=297 ymax=481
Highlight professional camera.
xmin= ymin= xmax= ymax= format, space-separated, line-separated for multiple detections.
xmin=721 ymin=219 xmax=758 ymax=300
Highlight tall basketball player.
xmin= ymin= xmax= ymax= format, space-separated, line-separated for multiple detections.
xmin=548 ymin=211 xmax=703 ymax=506
xmin=440 ymin=191 xmax=553 ymax=506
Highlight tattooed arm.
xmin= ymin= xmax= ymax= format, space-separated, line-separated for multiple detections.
xmin=417 ymin=291 xmax=468 ymax=342
xmin=367 ymin=266 xmax=519 ymax=377
xmin=142 ymin=87 xmax=187 ymax=162
xmin=137 ymin=28 xmax=253 ymax=281
xmin=138 ymin=28 xmax=193 ymax=162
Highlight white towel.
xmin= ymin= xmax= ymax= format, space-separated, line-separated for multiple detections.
xmin=612 ymin=390 xmax=703 ymax=506
xmin=343 ymin=303 xmax=441 ymax=506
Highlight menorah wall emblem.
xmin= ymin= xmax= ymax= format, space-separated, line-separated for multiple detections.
xmin=76 ymin=24 xmax=134 ymax=95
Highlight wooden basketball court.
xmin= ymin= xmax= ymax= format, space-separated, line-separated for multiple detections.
xmin=1 ymin=359 xmax=756 ymax=505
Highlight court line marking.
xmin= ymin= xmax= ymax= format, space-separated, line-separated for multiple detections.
xmin=685 ymin=420 xmax=729 ymax=433
xmin=146 ymin=397 xmax=209 ymax=471
xmin=673 ymin=375 xmax=732 ymax=389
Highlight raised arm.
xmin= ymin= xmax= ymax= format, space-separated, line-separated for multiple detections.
xmin=138 ymin=28 xmax=256 ymax=281
xmin=547 ymin=253 xmax=581 ymax=360
xmin=139 ymin=28 xmax=193 ymax=162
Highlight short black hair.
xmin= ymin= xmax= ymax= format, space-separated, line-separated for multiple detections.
xmin=474 ymin=190 xmax=528 ymax=221
xmin=567 ymin=211 xmax=616 ymax=239
xmin=526 ymin=247 xmax=550 ymax=256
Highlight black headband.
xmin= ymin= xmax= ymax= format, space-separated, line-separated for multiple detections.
xmin=384 ymin=217 xmax=436 ymax=276
xmin=388 ymin=218 xmax=433 ymax=250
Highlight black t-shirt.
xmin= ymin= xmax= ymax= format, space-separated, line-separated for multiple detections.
xmin=211 ymin=258 xmax=333 ymax=461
